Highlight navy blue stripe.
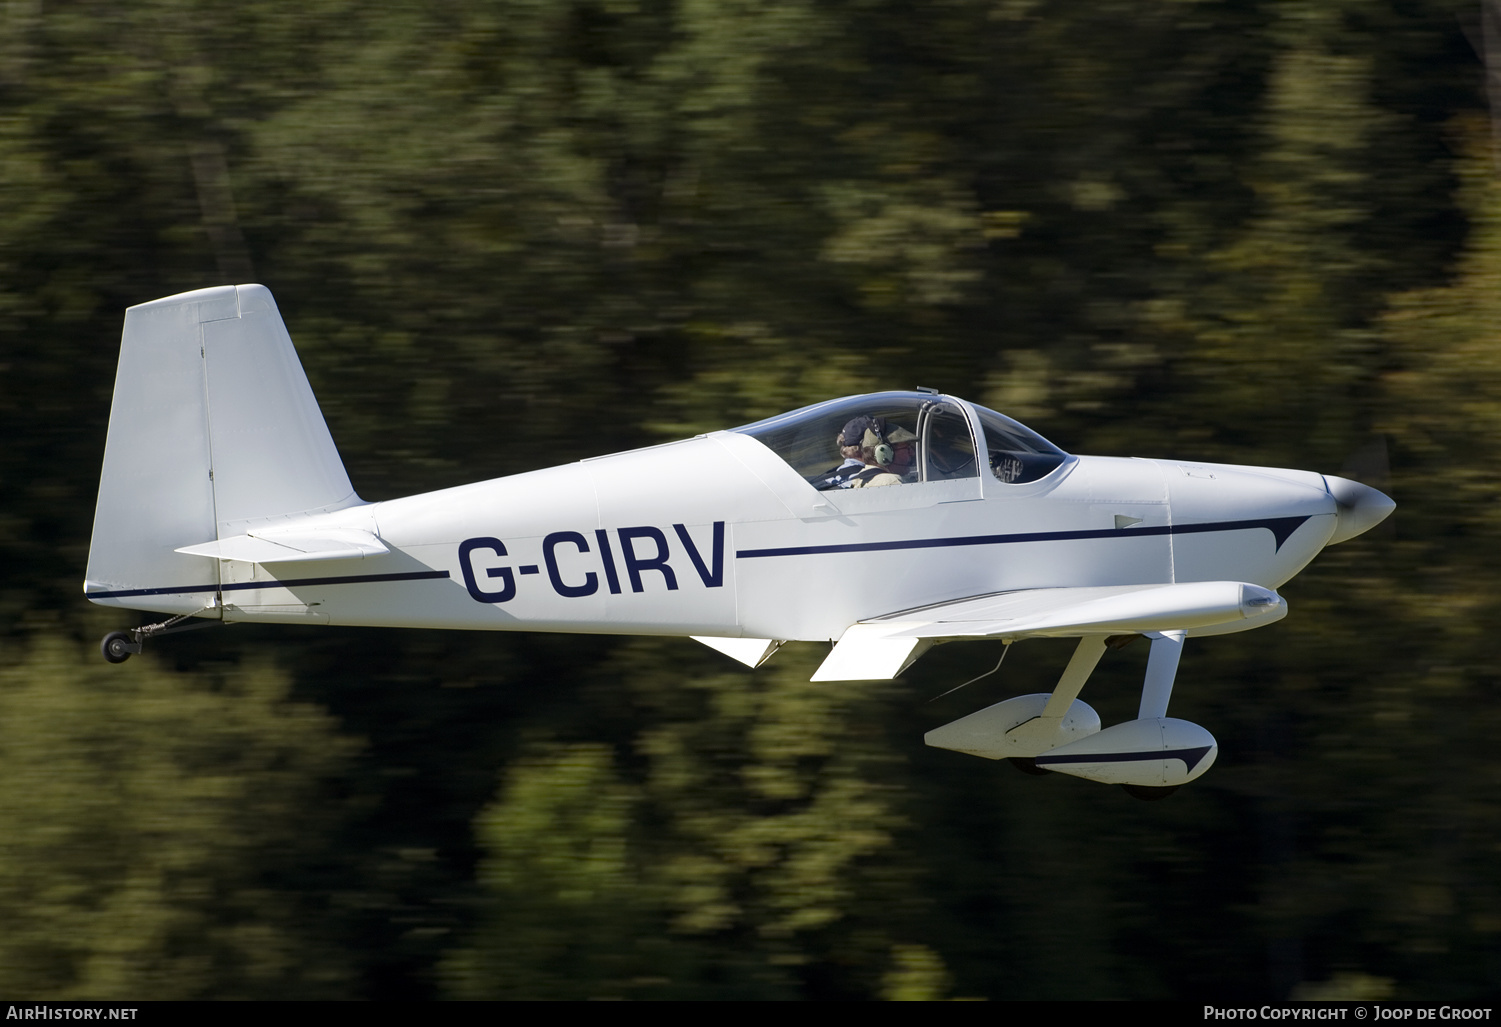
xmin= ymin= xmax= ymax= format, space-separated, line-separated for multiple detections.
xmin=735 ymin=515 xmax=1310 ymax=560
xmin=1036 ymin=745 xmax=1214 ymax=773
xmin=86 ymin=569 xmax=450 ymax=600
xmin=88 ymin=515 xmax=1311 ymax=599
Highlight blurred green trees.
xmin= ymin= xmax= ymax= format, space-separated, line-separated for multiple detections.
xmin=0 ymin=637 xmax=358 ymax=998
xmin=446 ymin=642 xmax=922 ymax=998
xmin=0 ymin=0 xmax=1495 ymax=1000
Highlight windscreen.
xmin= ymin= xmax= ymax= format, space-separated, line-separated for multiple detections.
xmin=972 ymin=404 xmax=1067 ymax=483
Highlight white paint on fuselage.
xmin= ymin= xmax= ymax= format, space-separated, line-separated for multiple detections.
xmin=1158 ymin=460 xmax=1336 ymax=587
xmin=197 ymin=432 xmax=1338 ymax=643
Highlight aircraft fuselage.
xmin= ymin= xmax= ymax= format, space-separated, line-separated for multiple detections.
xmin=91 ymin=428 xmax=1343 ymax=643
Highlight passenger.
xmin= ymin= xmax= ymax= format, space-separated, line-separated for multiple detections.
xmin=836 ymin=415 xmax=918 ymax=488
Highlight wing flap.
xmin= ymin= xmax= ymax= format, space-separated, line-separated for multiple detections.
xmin=809 ymin=627 xmax=933 ymax=682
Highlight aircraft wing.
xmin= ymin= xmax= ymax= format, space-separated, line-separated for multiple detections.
xmin=811 ymin=580 xmax=1285 ymax=681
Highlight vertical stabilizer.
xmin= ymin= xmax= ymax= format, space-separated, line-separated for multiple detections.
xmin=85 ymin=285 xmax=358 ymax=612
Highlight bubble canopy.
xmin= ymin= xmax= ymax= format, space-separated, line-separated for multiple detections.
xmin=730 ymin=390 xmax=1068 ymax=489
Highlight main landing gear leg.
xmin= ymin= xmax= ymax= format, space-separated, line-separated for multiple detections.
xmin=1121 ymin=630 xmax=1186 ymax=801
xmin=1137 ymin=630 xmax=1185 ymax=720
xmin=1006 ymin=636 xmax=1108 ymax=776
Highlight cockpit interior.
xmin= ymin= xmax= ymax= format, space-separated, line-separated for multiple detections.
xmin=732 ymin=391 xmax=1068 ymax=490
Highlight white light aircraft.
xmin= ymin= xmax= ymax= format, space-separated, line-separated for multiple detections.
xmin=86 ymin=285 xmax=1394 ymax=798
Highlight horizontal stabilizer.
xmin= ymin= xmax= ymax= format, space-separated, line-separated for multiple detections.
xmin=176 ymin=527 xmax=387 ymax=564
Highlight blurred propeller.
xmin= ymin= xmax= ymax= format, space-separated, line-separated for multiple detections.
xmin=1326 ymin=435 xmax=1396 ymax=542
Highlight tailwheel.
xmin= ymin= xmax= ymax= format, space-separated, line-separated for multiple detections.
xmin=1008 ymin=757 xmax=1053 ymax=777
xmin=99 ymin=608 xmax=221 ymax=664
xmin=100 ymin=631 xmax=138 ymax=664
xmin=1121 ymin=783 xmax=1179 ymax=801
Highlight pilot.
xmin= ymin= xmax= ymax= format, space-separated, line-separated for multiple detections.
xmin=836 ymin=415 xmax=918 ymax=488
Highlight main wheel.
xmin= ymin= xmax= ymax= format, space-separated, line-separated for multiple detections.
xmin=1121 ymin=783 xmax=1179 ymax=801
xmin=1007 ymin=757 xmax=1053 ymax=777
xmin=101 ymin=631 xmax=134 ymax=664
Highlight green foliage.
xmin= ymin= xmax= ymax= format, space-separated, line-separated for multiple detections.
xmin=0 ymin=0 xmax=1492 ymax=1001
xmin=445 ymin=642 xmax=935 ymax=999
xmin=0 ymin=634 xmax=359 ymax=998
xmin=442 ymin=743 xmax=662 ymax=999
